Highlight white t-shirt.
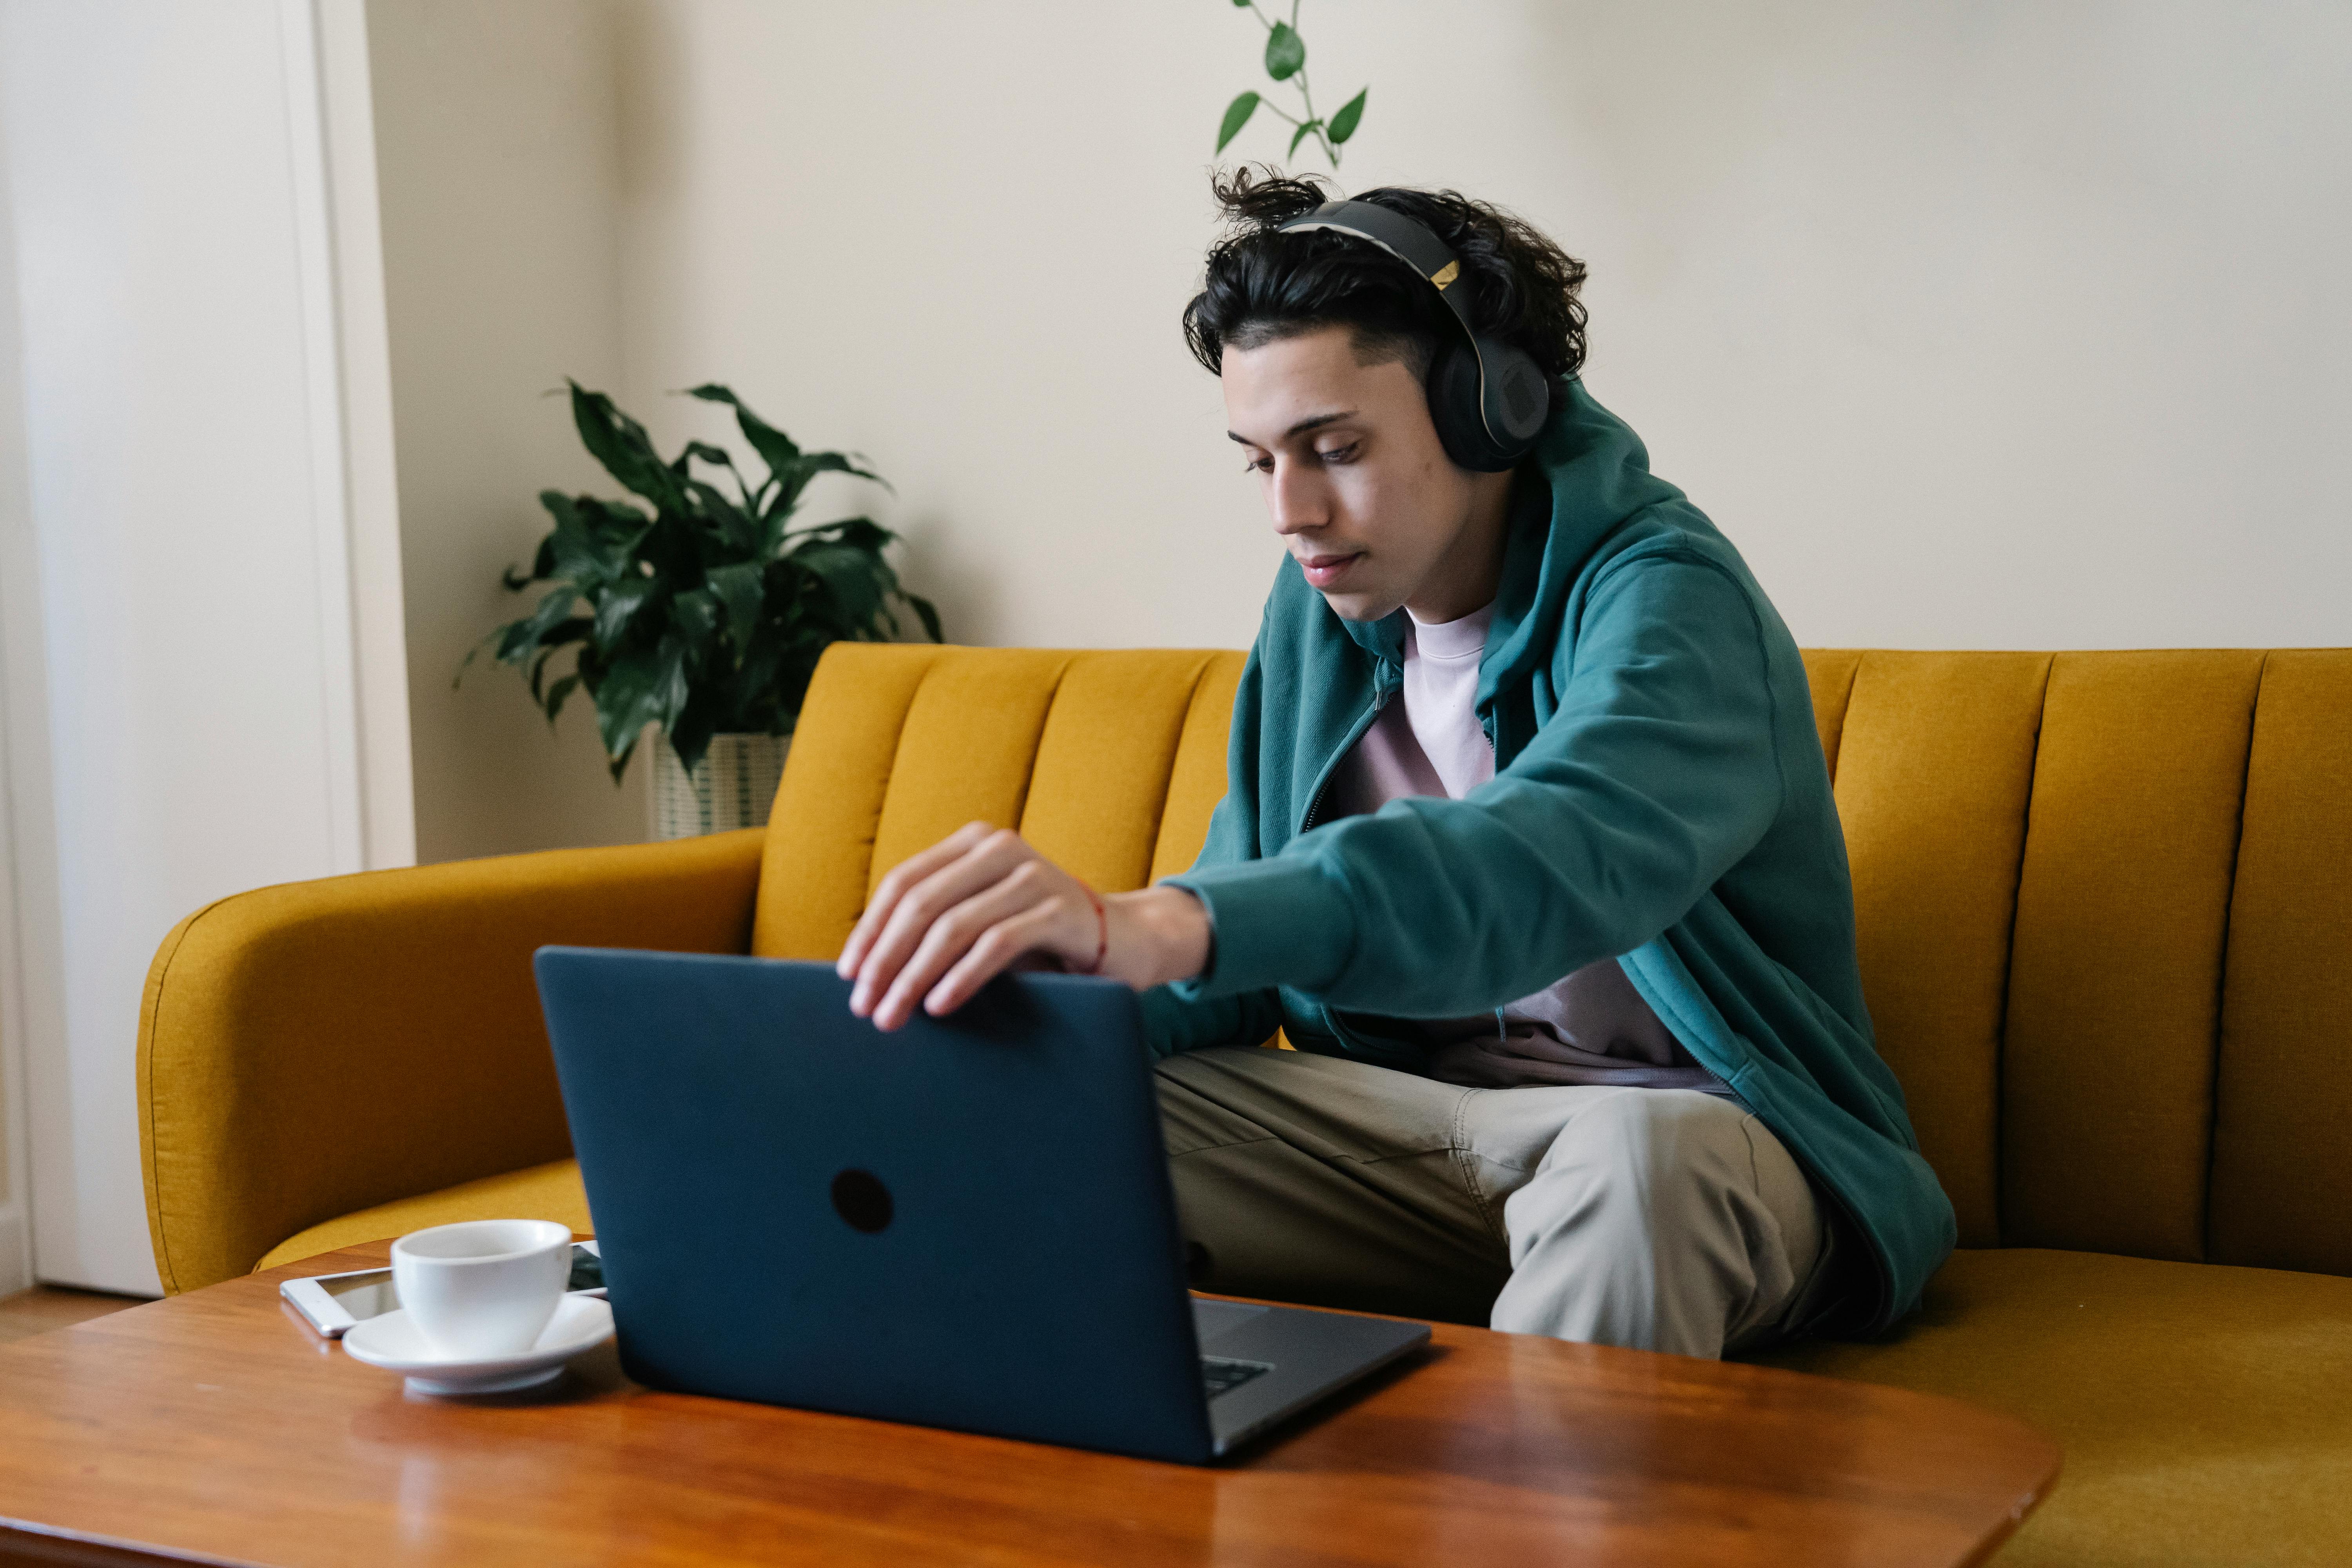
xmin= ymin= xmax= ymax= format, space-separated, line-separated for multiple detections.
xmin=1402 ymin=602 xmax=1496 ymax=800
xmin=1321 ymin=596 xmax=1728 ymax=1095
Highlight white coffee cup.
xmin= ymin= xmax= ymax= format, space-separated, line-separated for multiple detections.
xmin=390 ymin=1218 xmax=572 ymax=1360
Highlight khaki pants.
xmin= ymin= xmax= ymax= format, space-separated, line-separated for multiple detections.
xmin=1156 ymin=1046 xmax=1837 ymax=1360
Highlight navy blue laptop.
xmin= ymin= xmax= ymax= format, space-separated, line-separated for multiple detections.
xmin=533 ymin=947 xmax=1428 ymax=1464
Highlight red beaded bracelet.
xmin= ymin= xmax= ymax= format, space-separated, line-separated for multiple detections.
xmin=1074 ymin=880 xmax=1108 ymax=976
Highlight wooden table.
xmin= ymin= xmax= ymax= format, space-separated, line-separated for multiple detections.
xmin=0 ymin=1242 xmax=2055 ymax=1566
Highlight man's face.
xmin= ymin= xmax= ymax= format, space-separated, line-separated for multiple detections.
xmin=1223 ymin=326 xmax=1483 ymax=622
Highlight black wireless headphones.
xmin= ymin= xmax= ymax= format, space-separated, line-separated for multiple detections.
xmin=1274 ymin=199 xmax=1551 ymax=472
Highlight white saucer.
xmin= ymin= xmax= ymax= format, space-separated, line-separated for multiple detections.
xmin=343 ymin=1293 xmax=614 ymax=1396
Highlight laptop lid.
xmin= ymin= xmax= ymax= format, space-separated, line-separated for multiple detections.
xmin=534 ymin=947 xmax=1217 ymax=1465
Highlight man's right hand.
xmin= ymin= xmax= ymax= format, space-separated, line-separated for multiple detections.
xmin=835 ymin=822 xmax=1211 ymax=1032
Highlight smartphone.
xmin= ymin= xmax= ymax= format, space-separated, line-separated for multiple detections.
xmin=280 ymin=1240 xmax=604 ymax=1338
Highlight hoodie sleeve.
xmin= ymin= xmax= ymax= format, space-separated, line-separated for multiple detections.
xmin=1165 ymin=552 xmax=1785 ymax=1015
xmin=1138 ymin=647 xmax=1286 ymax=1056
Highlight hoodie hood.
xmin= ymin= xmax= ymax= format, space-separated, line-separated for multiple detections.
xmin=1337 ymin=379 xmax=1698 ymax=711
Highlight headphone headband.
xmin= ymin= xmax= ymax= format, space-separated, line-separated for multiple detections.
xmin=1276 ymin=201 xmax=1473 ymax=328
xmin=1271 ymin=198 xmax=1548 ymax=471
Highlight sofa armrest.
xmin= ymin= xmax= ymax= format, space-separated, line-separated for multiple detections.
xmin=137 ymin=829 xmax=766 ymax=1293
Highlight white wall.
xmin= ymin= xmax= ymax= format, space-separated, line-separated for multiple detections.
xmin=0 ymin=0 xmax=409 ymax=1293
xmin=610 ymin=0 xmax=1273 ymax=654
xmin=370 ymin=0 xmax=650 ymax=865
xmin=600 ymin=0 xmax=2350 ymax=655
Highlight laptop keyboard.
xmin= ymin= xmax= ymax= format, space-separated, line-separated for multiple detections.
xmin=1201 ymin=1356 xmax=1275 ymax=1399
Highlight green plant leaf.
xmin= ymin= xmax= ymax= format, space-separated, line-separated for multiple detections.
xmin=495 ymin=587 xmax=579 ymax=665
xmin=1329 ymin=87 xmax=1367 ymax=144
xmin=682 ymin=382 xmax=755 ymax=413
xmin=794 ymin=542 xmax=891 ymax=635
xmin=683 ymin=386 xmax=889 ymax=537
xmin=773 ymin=451 xmax=887 ymax=528
xmin=685 ymin=383 xmax=806 ymax=508
xmin=1289 ymin=118 xmax=1322 ymax=159
xmin=1216 ymin=90 xmax=1260 ymax=152
xmin=720 ymin=615 xmax=790 ymax=726
xmin=543 ymin=673 xmax=580 ymax=724
xmin=668 ymin=683 xmax=728 ymax=776
xmin=592 ymin=578 xmax=657 ymax=647
xmin=903 ymin=592 xmax=944 ymax=644
xmin=538 ymin=491 xmax=646 ymax=589
xmin=679 ymin=439 xmax=755 ymax=505
xmin=567 ymin=381 xmax=687 ymax=513
xmin=706 ymin=560 xmax=767 ymax=652
xmin=670 ymin=588 xmax=722 ymax=663
xmin=575 ymin=493 xmax=655 ymax=539
xmin=781 ymin=514 xmax=898 ymax=552
xmin=633 ymin=507 xmax=705 ymax=594
xmin=592 ymin=634 xmax=690 ymax=779
xmin=506 ymin=527 xmax=557 ymax=590
xmin=1264 ymin=20 xmax=1304 ymax=81
xmin=527 ymin=621 xmax=591 ymax=703
xmin=685 ymin=478 xmax=760 ymax=557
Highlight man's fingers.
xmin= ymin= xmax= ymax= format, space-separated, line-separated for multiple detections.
xmin=837 ymin=822 xmax=995 ymax=980
xmin=857 ymin=834 xmax=1028 ymax=1004
xmin=923 ymin=905 xmax=1067 ymax=1020
xmin=867 ymin=875 xmax=1052 ymax=1031
xmin=838 ymin=821 xmax=991 ymax=976
xmin=849 ymin=830 xmax=1033 ymax=1014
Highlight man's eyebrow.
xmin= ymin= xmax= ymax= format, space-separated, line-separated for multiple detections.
xmin=1226 ymin=410 xmax=1359 ymax=445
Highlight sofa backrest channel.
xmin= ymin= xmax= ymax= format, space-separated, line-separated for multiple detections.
xmin=759 ymin=644 xmax=2352 ymax=1275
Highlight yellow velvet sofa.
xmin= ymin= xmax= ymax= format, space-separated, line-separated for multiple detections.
xmin=139 ymin=644 xmax=2352 ymax=1565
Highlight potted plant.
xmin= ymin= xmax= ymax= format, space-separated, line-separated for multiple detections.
xmin=475 ymin=381 xmax=940 ymax=838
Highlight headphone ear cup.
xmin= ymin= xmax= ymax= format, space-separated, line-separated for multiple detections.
xmin=1425 ymin=338 xmax=1510 ymax=471
xmin=1479 ymin=340 xmax=1551 ymax=452
xmin=1426 ymin=336 xmax=1546 ymax=472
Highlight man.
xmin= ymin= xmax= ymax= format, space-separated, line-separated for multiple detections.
xmin=836 ymin=171 xmax=1954 ymax=1359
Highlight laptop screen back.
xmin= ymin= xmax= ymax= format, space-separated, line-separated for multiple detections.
xmin=534 ymin=947 xmax=1215 ymax=1464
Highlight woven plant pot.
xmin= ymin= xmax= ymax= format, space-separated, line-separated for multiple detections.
xmin=646 ymin=730 xmax=791 ymax=840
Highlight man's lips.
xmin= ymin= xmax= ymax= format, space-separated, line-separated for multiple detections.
xmin=1298 ymin=552 xmax=1364 ymax=588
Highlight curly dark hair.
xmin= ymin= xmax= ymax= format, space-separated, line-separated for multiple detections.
xmin=1181 ymin=167 xmax=1589 ymax=410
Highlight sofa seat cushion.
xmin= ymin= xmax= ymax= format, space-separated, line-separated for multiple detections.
xmin=1747 ymin=1247 xmax=2352 ymax=1566
xmin=254 ymin=1160 xmax=590 ymax=1272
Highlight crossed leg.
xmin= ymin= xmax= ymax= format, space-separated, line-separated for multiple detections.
xmin=1156 ymin=1046 xmax=1836 ymax=1359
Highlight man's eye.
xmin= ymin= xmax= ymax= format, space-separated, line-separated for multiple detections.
xmin=1242 ymin=454 xmax=1273 ymax=474
xmin=1316 ymin=443 xmax=1360 ymax=464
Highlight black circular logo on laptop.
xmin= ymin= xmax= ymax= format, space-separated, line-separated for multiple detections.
xmin=830 ymin=1168 xmax=893 ymax=1234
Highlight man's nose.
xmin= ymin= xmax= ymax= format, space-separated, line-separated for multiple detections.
xmin=1267 ymin=458 xmax=1328 ymax=536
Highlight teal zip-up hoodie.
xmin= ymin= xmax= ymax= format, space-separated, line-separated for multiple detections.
xmin=1145 ymin=380 xmax=1955 ymax=1334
